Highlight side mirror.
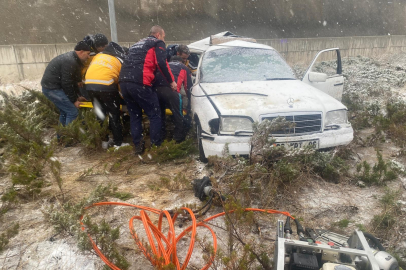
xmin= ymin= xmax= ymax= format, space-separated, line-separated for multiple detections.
xmin=308 ymin=72 xmax=328 ymax=82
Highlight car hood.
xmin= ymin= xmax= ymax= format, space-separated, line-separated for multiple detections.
xmin=199 ymin=81 xmax=346 ymax=120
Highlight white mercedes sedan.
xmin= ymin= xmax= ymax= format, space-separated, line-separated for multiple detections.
xmin=190 ymin=36 xmax=353 ymax=162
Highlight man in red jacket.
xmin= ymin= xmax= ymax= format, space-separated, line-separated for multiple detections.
xmin=119 ymin=25 xmax=176 ymax=154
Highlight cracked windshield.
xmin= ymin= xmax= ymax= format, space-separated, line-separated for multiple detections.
xmin=201 ymin=48 xmax=295 ymax=83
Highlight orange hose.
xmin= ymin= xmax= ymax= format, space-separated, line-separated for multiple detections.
xmin=80 ymin=202 xmax=294 ymax=270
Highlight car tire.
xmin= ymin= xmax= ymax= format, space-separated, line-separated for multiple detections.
xmin=196 ymin=121 xmax=208 ymax=163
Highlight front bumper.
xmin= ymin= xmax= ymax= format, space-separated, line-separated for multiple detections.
xmin=201 ymin=126 xmax=354 ymax=158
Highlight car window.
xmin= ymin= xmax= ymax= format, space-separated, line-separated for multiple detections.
xmin=311 ymin=50 xmax=339 ymax=77
xmin=200 ymin=47 xmax=296 ymax=83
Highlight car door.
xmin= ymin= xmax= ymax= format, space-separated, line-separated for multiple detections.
xmin=302 ymin=48 xmax=344 ymax=101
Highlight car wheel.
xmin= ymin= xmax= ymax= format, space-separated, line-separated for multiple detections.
xmin=196 ymin=121 xmax=208 ymax=163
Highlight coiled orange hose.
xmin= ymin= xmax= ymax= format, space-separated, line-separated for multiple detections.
xmin=80 ymin=202 xmax=294 ymax=270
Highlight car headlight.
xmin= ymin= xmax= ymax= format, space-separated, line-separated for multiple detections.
xmin=220 ymin=117 xmax=253 ymax=133
xmin=324 ymin=110 xmax=348 ymax=129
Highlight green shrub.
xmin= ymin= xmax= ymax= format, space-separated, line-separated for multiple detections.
xmin=356 ymin=223 xmax=367 ymax=231
xmin=147 ymin=139 xmax=198 ymax=163
xmin=386 ymin=101 xmax=406 ymax=124
xmin=380 ymin=188 xmax=400 ymax=207
xmin=371 ymin=189 xmax=401 ymax=231
xmin=0 ymin=223 xmax=19 ymax=253
xmin=372 ymin=213 xmax=395 ymax=230
xmin=0 ymin=94 xmax=48 ymax=153
xmin=159 ymin=173 xmax=190 ymax=191
xmin=272 ymin=160 xmax=299 ymax=183
xmin=111 ymin=187 xmax=133 ymax=201
xmin=8 ymin=143 xmax=56 ymax=197
xmin=373 ymin=100 xmax=406 ymax=147
xmin=0 ymin=91 xmax=60 ymax=199
xmin=250 ymin=117 xmax=293 ymax=163
xmin=336 ymin=219 xmax=350 ymax=228
xmin=356 ymin=150 xmax=400 ymax=185
xmin=309 ymin=151 xmax=348 ymax=182
xmin=43 ymin=184 xmax=134 ymax=235
xmin=249 ymin=118 xmax=348 ymax=183
xmin=78 ymin=218 xmax=130 ymax=270
xmin=342 ymin=92 xmax=374 ymax=130
xmin=19 ymin=89 xmax=59 ymax=127
xmin=56 ymin=109 xmax=109 ymax=150
xmin=1 ymin=188 xmax=17 ymax=204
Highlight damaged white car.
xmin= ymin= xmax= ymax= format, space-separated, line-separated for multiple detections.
xmin=189 ymin=33 xmax=353 ymax=161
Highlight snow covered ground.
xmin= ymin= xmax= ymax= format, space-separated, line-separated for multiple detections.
xmin=1 ymin=53 xmax=406 ymax=269
xmin=0 ymin=79 xmax=41 ymax=101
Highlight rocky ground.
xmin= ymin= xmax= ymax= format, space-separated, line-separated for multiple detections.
xmin=0 ymin=53 xmax=406 ymax=269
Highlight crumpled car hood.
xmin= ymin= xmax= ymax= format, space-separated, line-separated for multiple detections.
xmin=199 ymin=81 xmax=346 ymax=120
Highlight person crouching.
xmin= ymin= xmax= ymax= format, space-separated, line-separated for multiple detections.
xmin=41 ymin=41 xmax=90 ymax=127
xmin=85 ymin=42 xmax=127 ymax=148
xmin=154 ymin=55 xmax=193 ymax=143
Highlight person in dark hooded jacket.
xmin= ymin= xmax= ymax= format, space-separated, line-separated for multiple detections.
xmin=85 ymin=42 xmax=127 ymax=147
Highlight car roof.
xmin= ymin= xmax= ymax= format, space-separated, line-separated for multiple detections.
xmin=188 ymin=32 xmax=275 ymax=53
xmin=205 ymin=40 xmax=275 ymax=52
xmin=188 ymin=31 xmax=233 ymax=52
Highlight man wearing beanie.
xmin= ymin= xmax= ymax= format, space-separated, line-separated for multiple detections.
xmin=81 ymin=34 xmax=109 ymax=78
xmin=41 ymin=41 xmax=91 ymax=127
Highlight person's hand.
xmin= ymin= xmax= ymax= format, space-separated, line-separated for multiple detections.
xmin=170 ymin=81 xmax=177 ymax=92
xmin=77 ymin=96 xmax=87 ymax=102
xmin=78 ymin=82 xmax=84 ymax=88
xmin=74 ymin=100 xmax=83 ymax=108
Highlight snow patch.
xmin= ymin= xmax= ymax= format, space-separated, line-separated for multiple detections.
xmin=35 ymin=239 xmax=99 ymax=270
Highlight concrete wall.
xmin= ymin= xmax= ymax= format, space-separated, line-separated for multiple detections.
xmin=1 ymin=35 xmax=405 ymax=84
xmin=260 ymin=35 xmax=406 ymax=64
xmin=2 ymin=0 xmax=406 ymax=45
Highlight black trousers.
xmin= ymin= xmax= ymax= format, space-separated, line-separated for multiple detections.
xmin=155 ymin=86 xmax=185 ymax=143
xmin=120 ymin=82 xmax=162 ymax=146
xmin=88 ymin=90 xmax=123 ymax=145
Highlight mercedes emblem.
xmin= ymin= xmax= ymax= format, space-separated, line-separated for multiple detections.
xmin=287 ymin=98 xmax=294 ymax=107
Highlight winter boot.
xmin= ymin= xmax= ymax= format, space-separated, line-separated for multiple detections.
xmin=134 ymin=141 xmax=145 ymax=155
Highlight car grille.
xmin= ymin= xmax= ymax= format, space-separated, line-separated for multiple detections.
xmin=261 ymin=113 xmax=322 ymax=136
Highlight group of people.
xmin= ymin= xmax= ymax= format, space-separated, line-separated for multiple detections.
xmin=41 ymin=25 xmax=193 ymax=154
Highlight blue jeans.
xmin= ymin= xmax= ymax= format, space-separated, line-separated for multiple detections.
xmin=120 ymin=82 xmax=162 ymax=146
xmin=42 ymin=88 xmax=78 ymax=126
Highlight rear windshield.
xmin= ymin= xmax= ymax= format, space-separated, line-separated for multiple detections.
xmin=200 ymin=47 xmax=296 ymax=83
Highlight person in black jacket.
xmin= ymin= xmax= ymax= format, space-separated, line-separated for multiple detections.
xmin=166 ymin=44 xmax=197 ymax=74
xmin=119 ymin=25 xmax=177 ymax=154
xmin=41 ymin=41 xmax=90 ymax=126
xmin=154 ymin=55 xmax=193 ymax=143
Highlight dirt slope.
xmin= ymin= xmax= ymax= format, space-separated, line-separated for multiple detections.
xmin=1 ymin=53 xmax=406 ymax=269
